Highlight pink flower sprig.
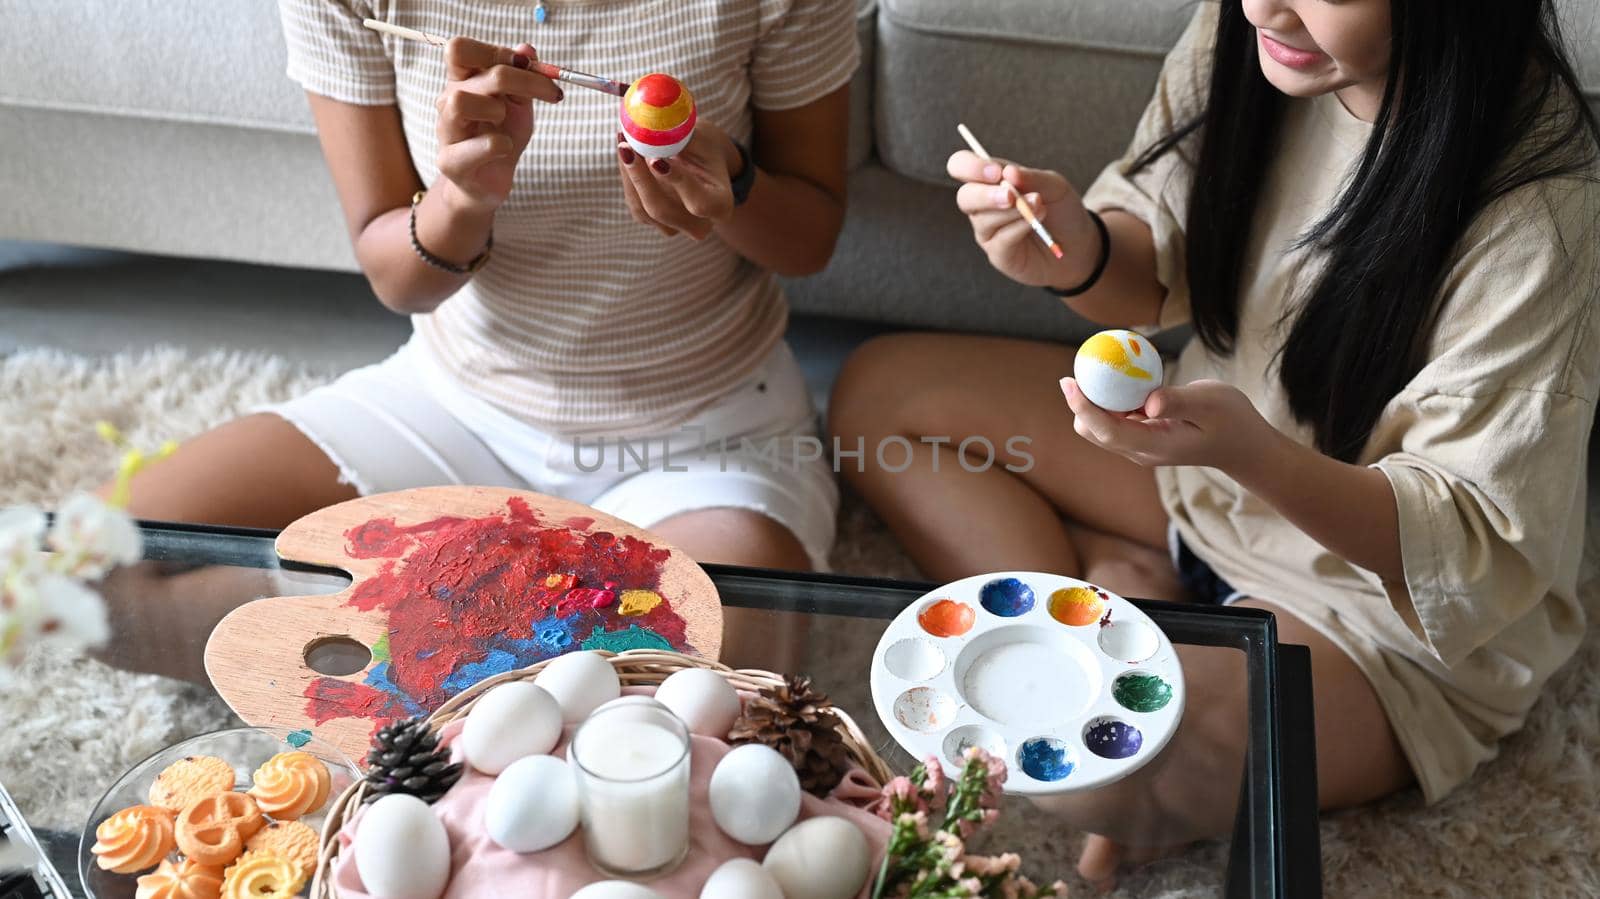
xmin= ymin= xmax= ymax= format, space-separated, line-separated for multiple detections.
xmin=871 ymin=748 xmax=1067 ymax=899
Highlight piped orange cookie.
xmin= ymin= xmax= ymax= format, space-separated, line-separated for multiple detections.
xmin=175 ymin=792 xmax=266 ymax=867
xmin=221 ymin=850 xmax=306 ymax=899
xmin=245 ymin=821 xmax=320 ymax=882
xmin=136 ymin=858 xmax=224 ymax=899
xmin=149 ymin=756 xmax=237 ymax=813
xmin=92 ymin=805 xmax=176 ymax=874
xmin=247 ymin=751 xmax=331 ymax=820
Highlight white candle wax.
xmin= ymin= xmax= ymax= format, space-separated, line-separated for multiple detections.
xmin=571 ymin=709 xmax=691 ymax=876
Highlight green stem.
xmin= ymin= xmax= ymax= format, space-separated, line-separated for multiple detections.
xmin=871 ymin=849 xmax=892 ymax=899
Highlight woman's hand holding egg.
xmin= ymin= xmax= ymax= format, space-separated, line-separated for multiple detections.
xmin=1062 ymin=377 xmax=1273 ymax=471
xmin=947 ymin=151 xmax=1101 ymax=289
xmin=435 ymin=37 xmax=563 ymax=215
xmin=616 ymin=120 xmax=741 ymax=239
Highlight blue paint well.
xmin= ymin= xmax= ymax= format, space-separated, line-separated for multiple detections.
xmin=1085 ymin=718 xmax=1144 ymax=759
xmin=979 ymin=578 xmax=1036 ymax=617
xmin=1018 ymin=738 xmax=1075 ymax=782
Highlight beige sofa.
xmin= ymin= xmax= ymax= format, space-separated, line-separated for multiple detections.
xmin=2 ymin=1 xmax=1596 ymax=343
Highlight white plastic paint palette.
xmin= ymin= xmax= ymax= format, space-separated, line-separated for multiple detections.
xmin=870 ymin=571 xmax=1185 ymax=795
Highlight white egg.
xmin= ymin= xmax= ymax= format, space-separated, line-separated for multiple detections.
xmin=354 ymin=794 xmax=452 ymax=899
xmin=654 ymin=668 xmax=742 ymax=738
xmin=763 ymin=816 xmax=871 ymax=899
xmin=534 ymin=651 xmax=622 ymax=724
xmin=1074 ymin=329 xmax=1164 ymax=412
xmin=460 ymin=681 xmax=562 ymax=774
xmin=570 ymin=882 xmax=665 ymax=899
xmin=700 ymin=858 xmax=783 ymax=899
xmin=483 ymin=754 xmax=579 ymax=853
xmin=708 ymin=744 xmax=801 ymax=845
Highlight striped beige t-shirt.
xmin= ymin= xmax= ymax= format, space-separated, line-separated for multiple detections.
xmin=279 ymin=0 xmax=859 ymax=435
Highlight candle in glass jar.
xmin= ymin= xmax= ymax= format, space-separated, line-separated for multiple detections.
xmin=570 ymin=703 xmax=692 ymax=878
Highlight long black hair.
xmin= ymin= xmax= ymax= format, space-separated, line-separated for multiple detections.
xmin=1131 ymin=1 xmax=1600 ymax=462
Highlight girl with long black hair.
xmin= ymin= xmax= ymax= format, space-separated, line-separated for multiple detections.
xmin=831 ymin=0 xmax=1598 ymax=885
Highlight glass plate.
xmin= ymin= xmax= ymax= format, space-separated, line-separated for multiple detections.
xmin=78 ymin=726 xmax=358 ymax=899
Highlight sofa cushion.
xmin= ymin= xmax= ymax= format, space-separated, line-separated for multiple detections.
xmin=874 ymin=0 xmax=1600 ymax=190
xmin=0 ymin=2 xmax=313 ymax=135
xmin=0 ymin=0 xmax=878 ymax=170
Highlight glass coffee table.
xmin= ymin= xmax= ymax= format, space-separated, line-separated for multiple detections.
xmin=5 ymin=519 xmax=1320 ymax=898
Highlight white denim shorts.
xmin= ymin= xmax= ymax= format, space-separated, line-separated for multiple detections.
xmin=264 ymin=338 xmax=839 ymax=569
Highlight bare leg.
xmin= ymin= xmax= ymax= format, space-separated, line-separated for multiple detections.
xmin=650 ymin=507 xmax=812 ymax=571
xmin=829 ymin=333 xmax=1169 ymax=582
xmin=105 ymin=413 xmax=357 ymax=528
xmin=651 ymin=507 xmax=813 ymax=671
xmin=95 ymin=413 xmax=358 ymax=682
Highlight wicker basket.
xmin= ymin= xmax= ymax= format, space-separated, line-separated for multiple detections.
xmin=311 ymin=649 xmax=894 ymax=899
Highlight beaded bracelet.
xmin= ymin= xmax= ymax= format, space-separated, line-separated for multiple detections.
xmin=409 ymin=189 xmax=493 ymax=275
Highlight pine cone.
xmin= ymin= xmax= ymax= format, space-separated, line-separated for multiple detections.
xmin=361 ymin=716 xmax=463 ymax=805
xmin=729 ymin=675 xmax=853 ymax=796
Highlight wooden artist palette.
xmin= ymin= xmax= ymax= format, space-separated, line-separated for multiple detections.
xmin=870 ymin=571 xmax=1184 ymax=795
xmin=205 ymin=486 xmax=721 ymax=763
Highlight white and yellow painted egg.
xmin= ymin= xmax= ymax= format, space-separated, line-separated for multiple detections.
xmin=1073 ymin=330 xmax=1163 ymax=412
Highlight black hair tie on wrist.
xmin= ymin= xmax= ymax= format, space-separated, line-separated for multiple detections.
xmin=1045 ymin=209 xmax=1111 ymax=298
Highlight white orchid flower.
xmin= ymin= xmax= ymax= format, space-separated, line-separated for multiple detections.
xmin=47 ymin=491 xmax=144 ymax=580
xmin=0 ymin=506 xmax=47 ymax=578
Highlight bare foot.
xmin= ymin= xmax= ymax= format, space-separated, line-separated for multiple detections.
xmin=1077 ymin=833 xmax=1191 ymax=893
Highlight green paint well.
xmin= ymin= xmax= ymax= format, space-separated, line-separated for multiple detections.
xmin=370 ymin=633 xmax=391 ymax=663
xmin=582 ymin=625 xmax=673 ymax=653
xmin=1113 ymin=673 xmax=1173 ymax=713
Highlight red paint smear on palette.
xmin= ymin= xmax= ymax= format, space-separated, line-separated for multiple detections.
xmin=303 ymin=497 xmax=693 ymax=739
xmin=304 ymin=678 xmax=410 ymax=725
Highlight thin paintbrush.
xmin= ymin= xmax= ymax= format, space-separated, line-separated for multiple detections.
xmin=362 ymin=19 xmax=631 ymax=97
xmin=956 ymin=123 xmax=1065 ymax=260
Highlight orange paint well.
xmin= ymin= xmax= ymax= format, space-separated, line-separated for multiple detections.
xmin=1048 ymin=587 xmax=1105 ymax=626
xmin=918 ymin=599 xmax=976 ymax=637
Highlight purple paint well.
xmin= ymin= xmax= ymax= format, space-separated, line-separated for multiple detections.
xmin=1084 ymin=717 xmax=1143 ymax=759
xmin=979 ymin=577 xmax=1036 ymax=617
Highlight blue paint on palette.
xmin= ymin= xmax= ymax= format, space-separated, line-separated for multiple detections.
xmin=1085 ymin=718 xmax=1144 ymax=759
xmin=362 ymin=662 xmax=426 ymax=717
xmin=1018 ymin=737 xmax=1075 ymax=782
xmin=979 ymin=577 xmax=1036 ymax=617
xmin=285 ymin=729 xmax=313 ymax=749
xmin=440 ymin=649 xmax=520 ymax=694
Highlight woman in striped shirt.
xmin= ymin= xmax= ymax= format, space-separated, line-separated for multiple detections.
xmin=118 ymin=0 xmax=859 ymax=584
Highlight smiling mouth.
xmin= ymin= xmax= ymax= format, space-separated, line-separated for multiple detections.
xmin=1259 ymin=30 xmax=1328 ymax=69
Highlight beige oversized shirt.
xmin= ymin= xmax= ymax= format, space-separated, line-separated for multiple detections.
xmin=1084 ymin=4 xmax=1600 ymax=800
xmin=280 ymin=0 xmax=859 ymax=435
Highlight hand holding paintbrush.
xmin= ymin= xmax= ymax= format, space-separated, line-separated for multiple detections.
xmin=950 ymin=124 xmax=1114 ymax=292
xmin=363 ymin=19 xmax=632 ymax=96
xmin=955 ymin=123 xmax=1064 ymax=260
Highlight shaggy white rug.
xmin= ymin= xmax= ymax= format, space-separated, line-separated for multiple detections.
xmin=3 ymin=347 xmax=1598 ymax=897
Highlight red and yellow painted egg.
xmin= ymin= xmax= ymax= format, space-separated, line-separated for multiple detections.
xmin=619 ymin=73 xmax=697 ymax=159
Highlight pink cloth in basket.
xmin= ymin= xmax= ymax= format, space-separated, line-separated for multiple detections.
xmin=333 ymin=690 xmax=891 ymax=898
